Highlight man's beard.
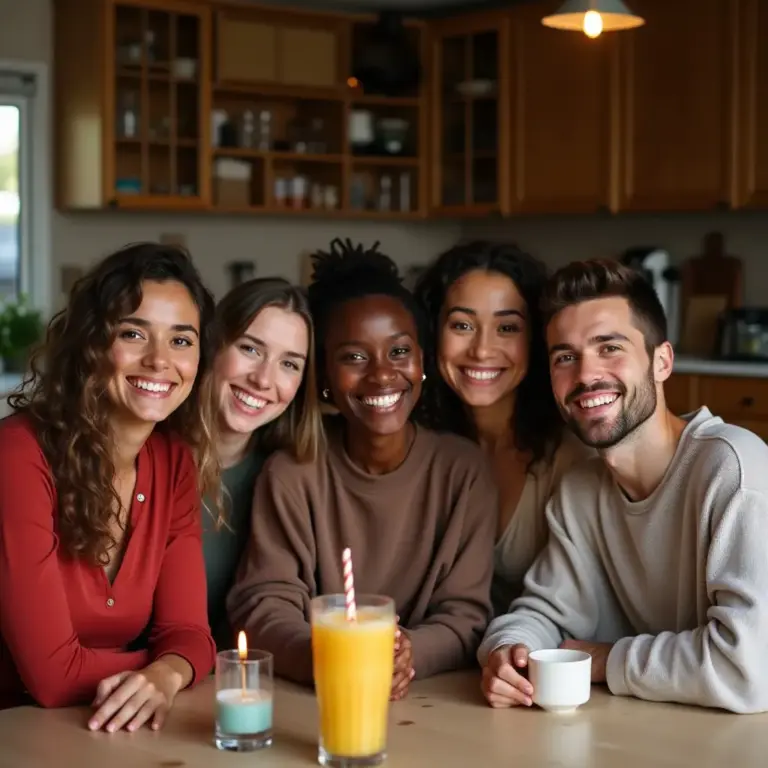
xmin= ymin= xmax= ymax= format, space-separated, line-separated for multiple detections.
xmin=562 ymin=364 xmax=657 ymax=449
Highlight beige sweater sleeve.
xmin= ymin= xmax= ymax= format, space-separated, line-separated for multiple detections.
xmin=226 ymin=464 xmax=316 ymax=685
xmin=607 ymin=486 xmax=768 ymax=714
xmin=478 ymin=483 xmax=607 ymax=664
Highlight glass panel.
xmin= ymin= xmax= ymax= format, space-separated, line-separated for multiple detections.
xmin=442 ymin=36 xmax=467 ymax=93
xmin=469 ymin=30 xmax=499 ymax=206
xmin=471 ymin=98 xmax=497 ymax=204
xmin=471 ymin=30 xmax=498 ymax=83
xmin=149 ymin=145 xmax=172 ymax=196
xmin=114 ymin=4 xmax=144 ymax=71
xmin=441 ymin=100 xmax=465 ymax=207
xmin=0 ymin=105 xmax=19 ymax=298
xmin=113 ymin=5 xmax=203 ymax=199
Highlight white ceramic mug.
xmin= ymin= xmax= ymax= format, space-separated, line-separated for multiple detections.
xmin=527 ymin=648 xmax=592 ymax=713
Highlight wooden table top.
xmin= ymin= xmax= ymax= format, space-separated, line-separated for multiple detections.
xmin=1 ymin=670 xmax=766 ymax=767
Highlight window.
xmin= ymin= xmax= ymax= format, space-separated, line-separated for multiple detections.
xmin=0 ymin=100 xmax=21 ymax=299
xmin=0 ymin=64 xmax=51 ymax=314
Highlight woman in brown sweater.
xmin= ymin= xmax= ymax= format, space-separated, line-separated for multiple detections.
xmin=228 ymin=239 xmax=498 ymax=701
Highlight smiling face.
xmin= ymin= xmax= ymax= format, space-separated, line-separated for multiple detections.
xmin=438 ymin=269 xmax=530 ymax=410
xmin=107 ymin=279 xmax=201 ymax=427
xmin=547 ymin=296 xmax=671 ymax=449
xmin=214 ymin=304 xmax=309 ymax=436
xmin=325 ymin=294 xmax=423 ymax=437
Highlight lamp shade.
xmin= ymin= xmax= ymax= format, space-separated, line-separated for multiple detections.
xmin=542 ymin=0 xmax=645 ymax=32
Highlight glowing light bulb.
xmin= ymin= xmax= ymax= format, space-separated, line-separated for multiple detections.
xmin=583 ymin=10 xmax=603 ymax=38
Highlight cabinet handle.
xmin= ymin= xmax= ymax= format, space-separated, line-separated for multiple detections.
xmin=740 ymin=396 xmax=755 ymax=408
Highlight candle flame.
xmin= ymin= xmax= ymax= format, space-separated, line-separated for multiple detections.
xmin=237 ymin=630 xmax=247 ymax=660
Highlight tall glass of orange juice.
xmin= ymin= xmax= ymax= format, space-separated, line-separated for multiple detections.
xmin=311 ymin=594 xmax=395 ymax=767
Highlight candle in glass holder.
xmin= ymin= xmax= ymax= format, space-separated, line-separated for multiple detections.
xmin=214 ymin=631 xmax=274 ymax=751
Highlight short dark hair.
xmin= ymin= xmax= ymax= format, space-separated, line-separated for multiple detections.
xmin=306 ymin=238 xmax=429 ymax=371
xmin=542 ymin=259 xmax=668 ymax=353
xmin=214 ymin=277 xmax=323 ymax=463
xmin=413 ymin=240 xmax=562 ymax=467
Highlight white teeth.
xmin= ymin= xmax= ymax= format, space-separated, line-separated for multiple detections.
xmin=464 ymin=368 xmax=501 ymax=381
xmin=130 ymin=378 xmax=171 ymax=393
xmin=580 ymin=394 xmax=619 ymax=409
xmin=361 ymin=392 xmax=402 ymax=408
xmin=233 ymin=388 xmax=267 ymax=410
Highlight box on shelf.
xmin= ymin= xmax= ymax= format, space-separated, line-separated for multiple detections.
xmin=214 ymin=158 xmax=252 ymax=208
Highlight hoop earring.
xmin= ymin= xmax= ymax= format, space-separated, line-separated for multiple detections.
xmin=322 ymin=388 xmax=330 ymax=399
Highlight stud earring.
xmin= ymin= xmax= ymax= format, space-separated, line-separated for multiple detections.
xmin=422 ymin=373 xmax=426 ymax=382
xmin=322 ymin=388 xmax=330 ymax=399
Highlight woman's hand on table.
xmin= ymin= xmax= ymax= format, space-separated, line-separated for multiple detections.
xmin=391 ymin=624 xmax=415 ymax=701
xmin=88 ymin=660 xmax=184 ymax=733
xmin=481 ymin=644 xmax=534 ymax=708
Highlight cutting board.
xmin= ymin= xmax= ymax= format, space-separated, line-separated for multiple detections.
xmin=680 ymin=231 xmax=743 ymax=309
xmin=678 ymin=231 xmax=742 ymax=355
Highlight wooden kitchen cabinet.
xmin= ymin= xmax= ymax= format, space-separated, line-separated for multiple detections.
xmin=735 ymin=0 xmax=768 ymax=208
xmin=429 ymin=11 xmax=510 ymax=215
xmin=615 ymin=0 xmax=737 ymax=212
xmin=506 ymin=1 xmax=616 ymax=214
xmin=666 ymin=373 xmax=768 ymax=442
xmin=55 ymin=0 xmax=212 ymax=210
xmin=54 ymin=0 xmax=428 ymax=218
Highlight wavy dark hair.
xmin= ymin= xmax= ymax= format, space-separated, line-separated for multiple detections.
xmin=413 ymin=240 xmax=562 ymax=467
xmin=214 ymin=277 xmax=324 ymax=463
xmin=8 ymin=242 xmax=220 ymax=565
xmin=306 ymin=238 xmax=429 ymax=375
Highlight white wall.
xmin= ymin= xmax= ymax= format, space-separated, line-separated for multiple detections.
xmin=56 ymin=213 xmax=458 ymax=299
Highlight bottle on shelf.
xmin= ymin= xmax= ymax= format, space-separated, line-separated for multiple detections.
xmin=378 ymin=175 xmax=392 ymax=212
xmin=241 ymin=110 xmax=255 ymax=148
xmin=117 ymin=91 xmax=139 ymax=139
xmin=258 ymin=110 xmax=272 ymax=151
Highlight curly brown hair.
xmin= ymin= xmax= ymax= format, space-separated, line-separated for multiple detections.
xmin=8 ymin=242 xmax=220 ymax=566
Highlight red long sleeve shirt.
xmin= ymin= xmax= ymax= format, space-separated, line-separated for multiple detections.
xmin=0 ymin=414 xmax=216 ymax=709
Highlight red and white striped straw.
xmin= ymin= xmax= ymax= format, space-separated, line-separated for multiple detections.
xmin=342 ymin=547 xmax=357 ymax=622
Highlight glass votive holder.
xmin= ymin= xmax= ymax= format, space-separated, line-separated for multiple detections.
xmin=214 ymin=648 xmax=274 ymax=751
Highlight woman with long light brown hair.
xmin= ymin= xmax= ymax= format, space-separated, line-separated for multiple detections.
xmin=0 ymin=243 xmax=219 ymax=733
xmin=204 ymin=277 xmax=322 ymax=647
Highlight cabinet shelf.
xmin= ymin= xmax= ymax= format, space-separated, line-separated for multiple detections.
xmin=213 ymin=81 xmax=347 ymax=102
xmin=213 ymin=148 xmax=344 ymax=164
xmin=350 ymin=95 xmax=422 ymax=107
xmin=352 ymin=156 xmax=420 ymax=167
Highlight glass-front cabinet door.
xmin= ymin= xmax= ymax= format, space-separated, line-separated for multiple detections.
xmin=109 ymin=0 xmax=210 ymax=208
xmin=430 ymin=14 xmax=508 ymax=214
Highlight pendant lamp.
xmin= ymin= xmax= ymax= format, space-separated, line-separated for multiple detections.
xmin=542 ymin=0 xmax=645 ymax=39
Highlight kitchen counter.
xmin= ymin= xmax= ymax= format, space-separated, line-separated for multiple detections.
xmin=673 ymin=356 xmax=768 ymax=378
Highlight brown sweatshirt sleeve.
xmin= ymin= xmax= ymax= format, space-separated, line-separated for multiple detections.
xmin=226 ymin=462 xmax=316 ymax=685
xmin=407 ymin=463 xmax=497 ymax=679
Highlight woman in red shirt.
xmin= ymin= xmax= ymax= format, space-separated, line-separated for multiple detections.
xmin=0 ymin=243 xmax=219 ymax=733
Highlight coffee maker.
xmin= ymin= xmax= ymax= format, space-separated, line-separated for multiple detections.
xmin=621 ymin=247 xmax=681 ymax=346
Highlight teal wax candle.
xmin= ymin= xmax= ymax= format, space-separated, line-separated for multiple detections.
xmin=216 ymin=688 xmax=273 ymax=734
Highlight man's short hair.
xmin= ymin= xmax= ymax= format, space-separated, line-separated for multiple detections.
xmin=542 ymin=259 xmax=668 ymax=353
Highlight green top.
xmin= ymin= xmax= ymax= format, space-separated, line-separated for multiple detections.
xmin=202 ymin=449 xmax=266 ymax=649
